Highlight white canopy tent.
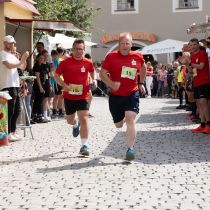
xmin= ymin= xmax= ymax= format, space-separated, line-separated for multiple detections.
xmin=40 ymin=33 xmax=98 ymax=55
xmin=141 ymin=39 xmax=186 ymax=55
xmin=140 ymin=39 xmax=186 ymax=63
xmin=53 ymin=33 xmax=97 ymax=48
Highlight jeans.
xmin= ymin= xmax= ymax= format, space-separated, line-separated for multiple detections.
xmin=157 ymin=80 xmax=164 ymax=96
xmin=25 ymin=94 xmax=32 ymax=122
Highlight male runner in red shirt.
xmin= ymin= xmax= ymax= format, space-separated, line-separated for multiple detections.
xmin=100 ymin=32 xmax=146 ymax=161
xmin=54 ymin=39 xmax=97 ymax=156
xmin=189 ymin=38 xmax=210 ymax=134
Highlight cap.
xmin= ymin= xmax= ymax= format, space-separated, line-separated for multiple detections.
xmin=3 ymin=35 xmax=16 ymax=43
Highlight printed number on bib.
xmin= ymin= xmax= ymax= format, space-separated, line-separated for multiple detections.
xmin=69 ymin=84 xmax=83 ymax=95
xmin=121 ymin=66 xmax=137 ymax=80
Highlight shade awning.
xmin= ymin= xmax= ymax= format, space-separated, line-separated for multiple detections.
xmin=6 ymin=18 xmax=83 ymax=32
xmin=141 ymin=39 xmax=186 ymax=55
xmin=0 ymin=0 xmax=40 ymax=16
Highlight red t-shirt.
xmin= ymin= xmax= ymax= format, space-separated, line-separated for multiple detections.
xmin=146 ymin=67 xmax=153 ymax=76
xmin=56 ymin=56 xmax=94 ymax=100
xmin=102 ymin=50 xmax=145 ymax=96
xmin=191 ymin=50 xmax=210 ymax=87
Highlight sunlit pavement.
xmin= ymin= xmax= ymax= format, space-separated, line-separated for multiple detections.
xmin=1 ymin=96 xmax=210 ymax=210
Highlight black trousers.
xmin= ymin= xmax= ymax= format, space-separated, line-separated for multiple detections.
xmin=2 ymin=87 xmax=21 ymax=133
xmin=32 ymin=86 xmax=44 ymax=116
xmin=178 ymin=84 xmax=184 ymax=105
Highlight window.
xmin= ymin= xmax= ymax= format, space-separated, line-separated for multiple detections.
xmin=178 ymin=0 xmax=198 ymax=9
xmin=112 ymin=0 xmax=139 ymax=14
xmin=116 ymin=0 xmax=135 ymax=11
xmin=173 ymin=0 xmax=202 ymax=12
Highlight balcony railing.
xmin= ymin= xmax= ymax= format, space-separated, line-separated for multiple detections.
xmin=178 ymin=0 xmax=199 ymax=9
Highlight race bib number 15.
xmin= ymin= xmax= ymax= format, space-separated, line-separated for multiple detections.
xmin=69 ymin=84 xmax=83 ymax=95
xmin=121 ymin=66 xmax=137 ymax=80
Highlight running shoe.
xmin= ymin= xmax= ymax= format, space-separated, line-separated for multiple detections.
xmin=125 ymin=148 xmax=135 ymax=161
xmin=202 ymin=125 xmax=210 ymax=134
xmin=73 ymin=120 xmax=80 ymax=137
xmin=8 ymin=134 xmax=21 ymax=142
xmin=176 ymin=105 xmax=186 ymax=109
xmin=79 ymin=145 xmax=89 ymax=156
xmin=191 ymin=125 xmax=205 ymax=133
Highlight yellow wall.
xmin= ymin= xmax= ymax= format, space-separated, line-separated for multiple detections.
xmin=0 ymin=4 xmax=5 ymax=50
xmin=1 ymin=2 xmax=35 ymax=67
xmin=4 ymin=3 xmax=33 ymax=19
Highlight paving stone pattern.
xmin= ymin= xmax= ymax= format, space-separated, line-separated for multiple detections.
xmin=1 ymin=97 xmax=210 ymax=210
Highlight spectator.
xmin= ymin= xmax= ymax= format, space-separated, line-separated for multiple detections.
xmin=0 ymin=35 xmax=29 ymax=141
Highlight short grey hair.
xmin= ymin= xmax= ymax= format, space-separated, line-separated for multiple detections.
xmin=119 ymin=32 xmax=133 ymax=42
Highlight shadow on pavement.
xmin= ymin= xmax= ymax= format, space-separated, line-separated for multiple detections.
xmin=100 ymin=129 xmax=210 ymax=164
xmin=0 ymin=151 xmax=69 ymax=165
xmin=37 ymin=157 xmax=125 ymax=173
xmin=137 ymin=112 xmax=189 ymax=127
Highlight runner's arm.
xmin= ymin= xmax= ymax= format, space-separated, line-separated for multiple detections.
xmin=89 ymin=71 xmax=97 ymax=90
xmin=100 ymin=68 xmax=113 ymax=87
xmin=100 ymin=68 xmax=120 ymax=91
xmin=191 ymin=62 xmax=205 ymax=70
xmin=139 ymin=63 xmax=146 ymax=83
xmin=89 ymin=71 xmax=96 ymax=81
xmin=54 ymin=72 xmax=69 ymax=92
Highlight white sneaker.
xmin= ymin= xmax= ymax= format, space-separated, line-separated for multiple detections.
xmin=43 ymin=117 xmax=49 ymax=123
xmin=47 ymin=116 xmax=51 ymax=122
xmin=14 ymin=133 xmax=21 ymax=140
xmin=8 ymin=134 xmax=20 ymax=142
xmin=147 ymin=95 xmax=151 ymax=98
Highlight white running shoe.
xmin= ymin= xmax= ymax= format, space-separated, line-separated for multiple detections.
xmin=8 ymin=134 xmax=21 ymax=142
xmin=47 ymin=116 xmax=52 ymax=122
xmin=14 ymin=133 xmax=21 ymax=140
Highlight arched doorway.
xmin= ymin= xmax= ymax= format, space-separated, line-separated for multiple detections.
xmin=107 ymin=40 xmax=157 ymax=62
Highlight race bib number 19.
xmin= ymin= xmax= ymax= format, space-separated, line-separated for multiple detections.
xmin=69 ymin=84 xmax=83 ymax=95
xmin=121 ymin=66 xmax=137 ymax=80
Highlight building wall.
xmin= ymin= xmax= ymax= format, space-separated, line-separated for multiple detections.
xmin=0 ymin=4 xmax=5 ymax=50
xmin=6 ymin=24 xmax=32 ymax=56
xmin=87 ymin=0 xmax=210 ymax=63
xmin=4 ymin=3 xmax=32 ymax=19
xmin=1 ymin=2 xmax=35 ymax=66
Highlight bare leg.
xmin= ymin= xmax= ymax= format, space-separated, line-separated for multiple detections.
xmin=125 ymin=111 xmax=137 ymax=148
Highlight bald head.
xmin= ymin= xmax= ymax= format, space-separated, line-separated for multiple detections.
xmin=119 ymin=32 xmax=132 ymax=42
xmin=119 ymin=32 xmax=133 ymax=55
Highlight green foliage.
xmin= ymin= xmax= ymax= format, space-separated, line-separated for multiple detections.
xmin=34 ymin=0 xmax=100 ymax=38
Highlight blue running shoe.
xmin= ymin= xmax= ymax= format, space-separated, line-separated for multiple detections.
xmin=73 ymin=120 xmax=80 ymax=137
xmin=79 ymin=145 xmax=89 ymax=156
xmin=125 ymin=148 xmax=135 ymax=161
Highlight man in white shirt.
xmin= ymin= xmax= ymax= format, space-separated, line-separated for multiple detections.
xmin=0 ymin=35 xmax=29 ymax=141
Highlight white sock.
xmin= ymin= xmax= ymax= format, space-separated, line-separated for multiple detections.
xmin=81 ymin=138 xmax=88 ymax=146
xmin=44 ymin=111 xmax=48 ymax=118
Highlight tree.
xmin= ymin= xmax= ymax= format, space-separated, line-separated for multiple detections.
xmin=34 ymin=0 xmax=100 ymax=37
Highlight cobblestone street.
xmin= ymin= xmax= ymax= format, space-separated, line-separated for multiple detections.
xmin=1 ymin=97 xmax=210 ymax=210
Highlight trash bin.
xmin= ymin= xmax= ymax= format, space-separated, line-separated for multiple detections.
xmin=0 ymin=91 xmax=12 ymax=146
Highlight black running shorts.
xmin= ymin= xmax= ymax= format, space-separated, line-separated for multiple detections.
xmin=64 ymin=98 xmax=89 ymax=115
xmin=109 ymin=91 xmax=140 ymax=123
xmin=193 ymin=84 xmax=210 ymax=99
